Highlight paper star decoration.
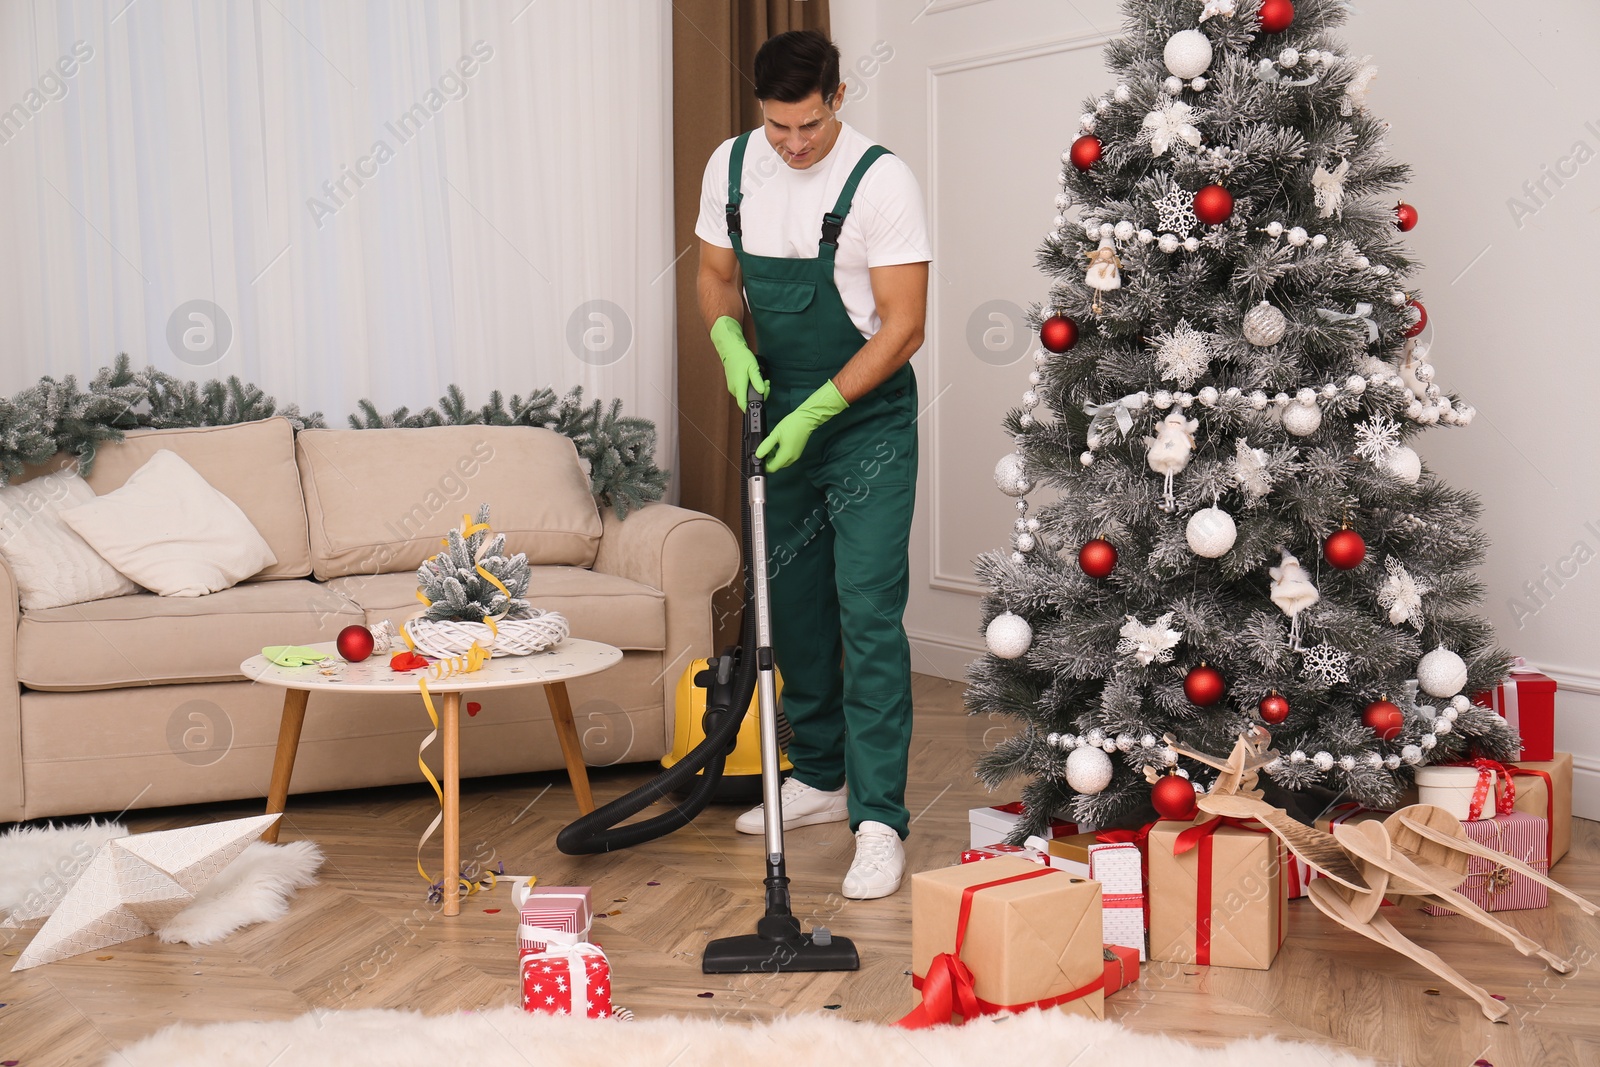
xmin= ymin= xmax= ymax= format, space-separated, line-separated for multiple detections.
xmin=1150 ymin=319 xmax=1214 ymax=387
xmin=1141 ymin=101 xmax=1203 ymax=157
xmin=11 ymin=813 xmax=280 ymax=971
xmin=1300 ymin=643 xmax=1352 ymax=687
xmin=1154 ymin=187 xmax=1198 ymax=234
xmin=1354 ymin=414 xmax=1402 ymax=463
xmin=1312 ymin=158 xmax=1351 ymax=218
xmin=1377 ymin=556 xmax=1430 ymax=630
xmin=1117 ymin=611 xmax=1184 ymax=665
xmin=1232 ymin=438 xmax=1274 ymax=503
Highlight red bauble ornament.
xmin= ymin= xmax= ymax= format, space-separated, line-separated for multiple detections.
xmin=1403 ymin=298 xmax=1428 ymax=339
xmin=1395 ymin=202 xmax=1419 ymax=232
xmin=336 ymin=624 xmax=375 ymax=662
xmin=1152 ymin=774 xmax=1199 ymax=820
xmin=1258 ymin=692 xmax=1290 ymax=724
xmin=1362 ymin=698 xmax=1404 ymax=741
xmin=1078 ymin=538 xmax=1118 ymax=578
xmin=1323 ymin=527 xmax=1367 ymax=570
xmin=1070 ymin=135 xmax=1103 ymax=171
xmin=1040 ymin=314 xmax=1079 ymax=353
xmin=1193 ymin=184 xmax=1234 ymax=226
xmin=1258 ymin=0 xmax=1295 ymax=33
xmin=1184 ymin=663 xmax=1227 ymax=707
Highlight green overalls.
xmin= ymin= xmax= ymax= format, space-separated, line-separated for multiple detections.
xmin=725 ymin=131 xmax=919 ymax=837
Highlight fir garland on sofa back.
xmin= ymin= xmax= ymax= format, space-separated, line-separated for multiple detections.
xmin=0 ymin=355 xmax=668 ymax=517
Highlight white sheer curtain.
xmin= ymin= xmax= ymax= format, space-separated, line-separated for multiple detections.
xmin=0 ymin=0 xmax=676 ymax=469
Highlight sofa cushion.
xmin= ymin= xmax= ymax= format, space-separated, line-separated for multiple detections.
xmin=17 ymin=580 xmax=361 ymax=691
xmin=0 ymin=468 xmax=143 ymax=609
xmin=325 ymin=566 xmax=666 ymax=651
xmin=81 ymin=417 xmax=313 ymax=580
xmin=297 ymin=426 xmax=603 ymax=580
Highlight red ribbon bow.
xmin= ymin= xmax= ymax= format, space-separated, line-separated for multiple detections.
xmin=1453 ymin=758 xmax=1517 ymax=821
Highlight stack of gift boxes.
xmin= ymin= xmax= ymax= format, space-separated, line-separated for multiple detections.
xmin=930 ymin=671 xmax=1574 ymax=1022
xmin=515 ymin=883 xmax=613 ymax=1018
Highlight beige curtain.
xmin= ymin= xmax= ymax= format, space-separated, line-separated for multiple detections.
xmin=671 ymin=0 xmax=829 ymax=645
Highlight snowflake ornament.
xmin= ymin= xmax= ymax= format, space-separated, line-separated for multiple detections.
xmin=1154 ymin=187 xmax=1199 ymax=234
xmin=1354 ymin=414 xmax=1402 ymax=463
xmin=1117 ymin=611 xmax=1184 ymax=666
xmin=1232 ymin=438 xmax=1273 ymax=504
xmin=1300 ymin=643 xmax=1352 ymax=687
xmin=1377 ymin=556 xmax=1430 ymax=630
xmin=1312 ymin=158 xmax=1351 ymax=219
xmin=1343 ymin=60 xmax=1378 ymax=115
xmin=1150 ymin=320 xmax=1214 ymax=387
xmin=1141 ymin=101 xmax=1203 ymax=157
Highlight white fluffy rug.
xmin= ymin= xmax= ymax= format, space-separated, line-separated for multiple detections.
xmin=0 ymin=822 xmax=322 ymax=947
xmin=110 ymin=1005 xmax=1376 ymax=1067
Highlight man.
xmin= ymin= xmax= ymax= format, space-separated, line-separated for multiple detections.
xmin=695 ymin=29 xmax=929 ymax=900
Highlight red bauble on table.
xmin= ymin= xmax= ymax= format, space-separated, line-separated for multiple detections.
xmin=1070 ymin=135 xmax=1103 ymax=171
xmin=1258 ymin=0 xmax=1295 ymax=33
xmin=1395 ymin=202 xmax=1419 ymax=232
xmin=1040 ymin=314 xmax=1079 ymax=353
xmin=1403 ymin=298 xmax=1428 ymax=339
xmin=1184 ymin=663 xmax=1226 ymax=707
xmin=1323 ymin=527 xmax=1367 ymax=570
xmin=1258 ymin=691 xmax=1290 ymax=724
xmin=1078 ymin=538 xmax=1118 ymax=578
xmin=1151 ymin=774 xmax=1198 ymax=820
xmin=336 ymin=624 xmax=375 ymax=663
xmin=1193 ymin=184 xmax=1234 ymax=225
xmin=1362 ymin=698 xmax=1404 ymax=741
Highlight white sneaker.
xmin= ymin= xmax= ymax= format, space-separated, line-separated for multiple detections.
xmin=841 ymin=821 xmax=905 ymax=900
xmin=734 ymin=778 xmax=848 ymax=835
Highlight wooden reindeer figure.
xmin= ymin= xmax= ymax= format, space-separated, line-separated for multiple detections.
xmin=1163 ymin=730 xmax=1600 ymax=1021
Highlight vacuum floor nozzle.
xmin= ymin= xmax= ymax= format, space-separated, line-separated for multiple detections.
xmin=701 ymin=928 xmax=860 ymax=974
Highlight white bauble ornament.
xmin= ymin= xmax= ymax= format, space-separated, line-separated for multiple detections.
xmin=1281 ymin=401 xmax=1322 ymax=436
xmin=1186 ymin=506 xmax=1238 ymax=557
xmin=985 ymin=612 xmax=1033 ymax=659
xmin=1418 ymin=647 xmax=1469 ymax=698
xmin=1065 ymin=745 xmax=1114 ymax=794
xmin=1243 ymin=301 xmax=1288 ymax=346
xmin=1385 ymin=445 xmax=1422 ymax=484
xmin=1164 ymin=29 xmax=1214 ymax=80
xmin=994 ymin=453 xmax=1030 ymax=497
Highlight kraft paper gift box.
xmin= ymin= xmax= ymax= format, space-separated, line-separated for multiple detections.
xmin=517 ymin=886 xmax=592 ymax=953
xmin=1474 ymin=667 xmax=1556 ymax=762
xmin=1422 ymin=811 xmax=1550 ymax=915
xmin=1509 ymin=752 xmax=1572 ymax=864
xmin=969 ymin=802 xmax=1086 ymax=849
xmin=1030 ymin=832 xmax=1147 ymax=960
xmin=961 ymin=842 xmax=1049 ymax=865
xmin=1148 ymin=817 xmax=1288 ymax=970
xmin=906 ymin=856 xmax=1105 ymax=1024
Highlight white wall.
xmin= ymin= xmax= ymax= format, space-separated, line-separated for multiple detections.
xmin=832 ymin=0 xmax=1600 ymax=818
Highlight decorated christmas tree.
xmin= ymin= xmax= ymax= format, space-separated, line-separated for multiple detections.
xmin=970 ymin=0 xmax=1518 ymax=834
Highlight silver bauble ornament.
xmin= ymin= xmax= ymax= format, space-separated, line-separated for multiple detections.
xmin=1164 ymin=29 xmax=1213 ymax=80
xmin=1186 ymin=506 xmax=1238 ymax=557
xmin=994 ymin=453 xmax=1030 ymax=497
xmin=985 ymin=612 xmax=1033 ymax=659
xmin=1243 ymin=301 xmax=1287 ymax=346
xmin=1418 ymin=647 xmax=1469 ymax=698
xmin=1281 ymin=401 xmax=1322 ymax=436
xmin=1385 ymin=445 xmax=1422 ymax=484
xmin=1065 ymin=745 xmax=1114 ymax=794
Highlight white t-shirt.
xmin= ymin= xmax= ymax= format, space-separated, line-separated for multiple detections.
xmin=696 ymin=122 xmax=931 ymax=340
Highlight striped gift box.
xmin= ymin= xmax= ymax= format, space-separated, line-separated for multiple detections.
xmin=517 ymin=886 xmax=593 ymax=952
xmin=1423 ymin=812 xmax=1549 ymax=915
xmin=961 ymin=843 xmax=1048 ymax=865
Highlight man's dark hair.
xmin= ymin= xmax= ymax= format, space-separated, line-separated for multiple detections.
xmin=753 ymin=29 xmax=841 ymax=103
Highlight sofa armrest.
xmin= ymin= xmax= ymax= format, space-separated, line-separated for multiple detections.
xmin=593 ymin=503 xmax=739 ymax=704
xmin=0 ymin=553 xmax=22 ymax=820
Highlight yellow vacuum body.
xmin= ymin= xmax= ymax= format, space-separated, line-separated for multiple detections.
xmin=663 ymin=658 xmax=791 ymax=794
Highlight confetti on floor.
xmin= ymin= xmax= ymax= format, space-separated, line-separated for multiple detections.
xmin=1491 ymin=994 xmax=1506 ymax=1001
xmin=613 ymin=897 xmax=628 ymax=902
xmin=1423 ymin=989 xmax=1440 ymax=995
xmin=646 ymin=881 xmax=661 ymax=886
xmin=823 ymin=1004 xmax=841 ymax=1010
xmin=3 ymin=1058 xmax=19 ymax=1065
xmin=96 ymin=955 xmax=114 ymax=961
xmin=697 ymin=992 xmax=714 ymax=998
xmin=484 ymin=909 xmax=501 ymax=914
xmin=607 ymin=909 xmax=622 ymax=916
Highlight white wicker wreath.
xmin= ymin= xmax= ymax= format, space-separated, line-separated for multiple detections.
xmin=404 ymin=609 xmax=569 ymax=659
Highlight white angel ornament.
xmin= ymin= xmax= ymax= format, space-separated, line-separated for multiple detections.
xmin=1269 ymin=549 xmax=1320 ymax=648
xmin=1144 ymin=412 xmax=1198 ymax=510
xmin=1084 ymin=237 xmax=1123 ymax=313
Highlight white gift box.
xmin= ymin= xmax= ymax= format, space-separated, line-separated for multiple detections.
xmin=1415 ymin=766 xmax=1484 ymax=822
xmin=969 ymin=803 xmax=1089 ymax=850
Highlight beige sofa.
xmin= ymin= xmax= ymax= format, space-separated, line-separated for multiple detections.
xmin=0 ymin=416 xmax=738 ymax=824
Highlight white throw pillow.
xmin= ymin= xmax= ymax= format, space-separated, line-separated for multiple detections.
xmin=0 ymin=468 xmax=143 ymax=609
xmin=60 ymin=449 xmax=278 ymax=597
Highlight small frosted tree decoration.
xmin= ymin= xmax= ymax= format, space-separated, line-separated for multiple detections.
xmin=417 ymin=504 xmax=533 ymax=624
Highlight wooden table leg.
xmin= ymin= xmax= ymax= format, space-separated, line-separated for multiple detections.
xmin=544 ymin=681 xmax=595 ymax=814
xmin=263 ymin=688 xmax=310 ymax=844
xmin=442 ymin=691 xmax=462 ymax=918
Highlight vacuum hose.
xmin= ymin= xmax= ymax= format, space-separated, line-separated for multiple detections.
xmin=555 ymin=392 xmax=764 ymax=855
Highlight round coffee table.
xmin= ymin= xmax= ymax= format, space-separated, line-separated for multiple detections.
xmin=240 ymin=637 xmax=622 ymax=915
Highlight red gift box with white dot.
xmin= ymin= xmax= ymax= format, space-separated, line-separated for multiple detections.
xmin=520 ymin=943 xmax=612 ymax=1019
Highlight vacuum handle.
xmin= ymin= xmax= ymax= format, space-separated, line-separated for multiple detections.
xmin=746 ymin=384 xmax=766 ymax=473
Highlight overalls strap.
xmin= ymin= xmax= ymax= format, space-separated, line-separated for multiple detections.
xmin=725 ymin=131 xmax=753 ymax=254
xmin=819 ymin=145 xmax=891 ymax=261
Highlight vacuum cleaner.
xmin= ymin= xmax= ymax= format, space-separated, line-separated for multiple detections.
xmin=556 ymin=384 xmax=859 ymax=975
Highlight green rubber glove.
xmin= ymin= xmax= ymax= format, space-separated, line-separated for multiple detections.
xmin=710 ymin=316 xmax=769 ymax=411
xmin=756 ymin=380 xmax=849 ymax=471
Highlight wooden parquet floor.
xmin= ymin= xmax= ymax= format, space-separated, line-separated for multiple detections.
xmin=3 ymin=673 xmax=1598 ymax=1066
